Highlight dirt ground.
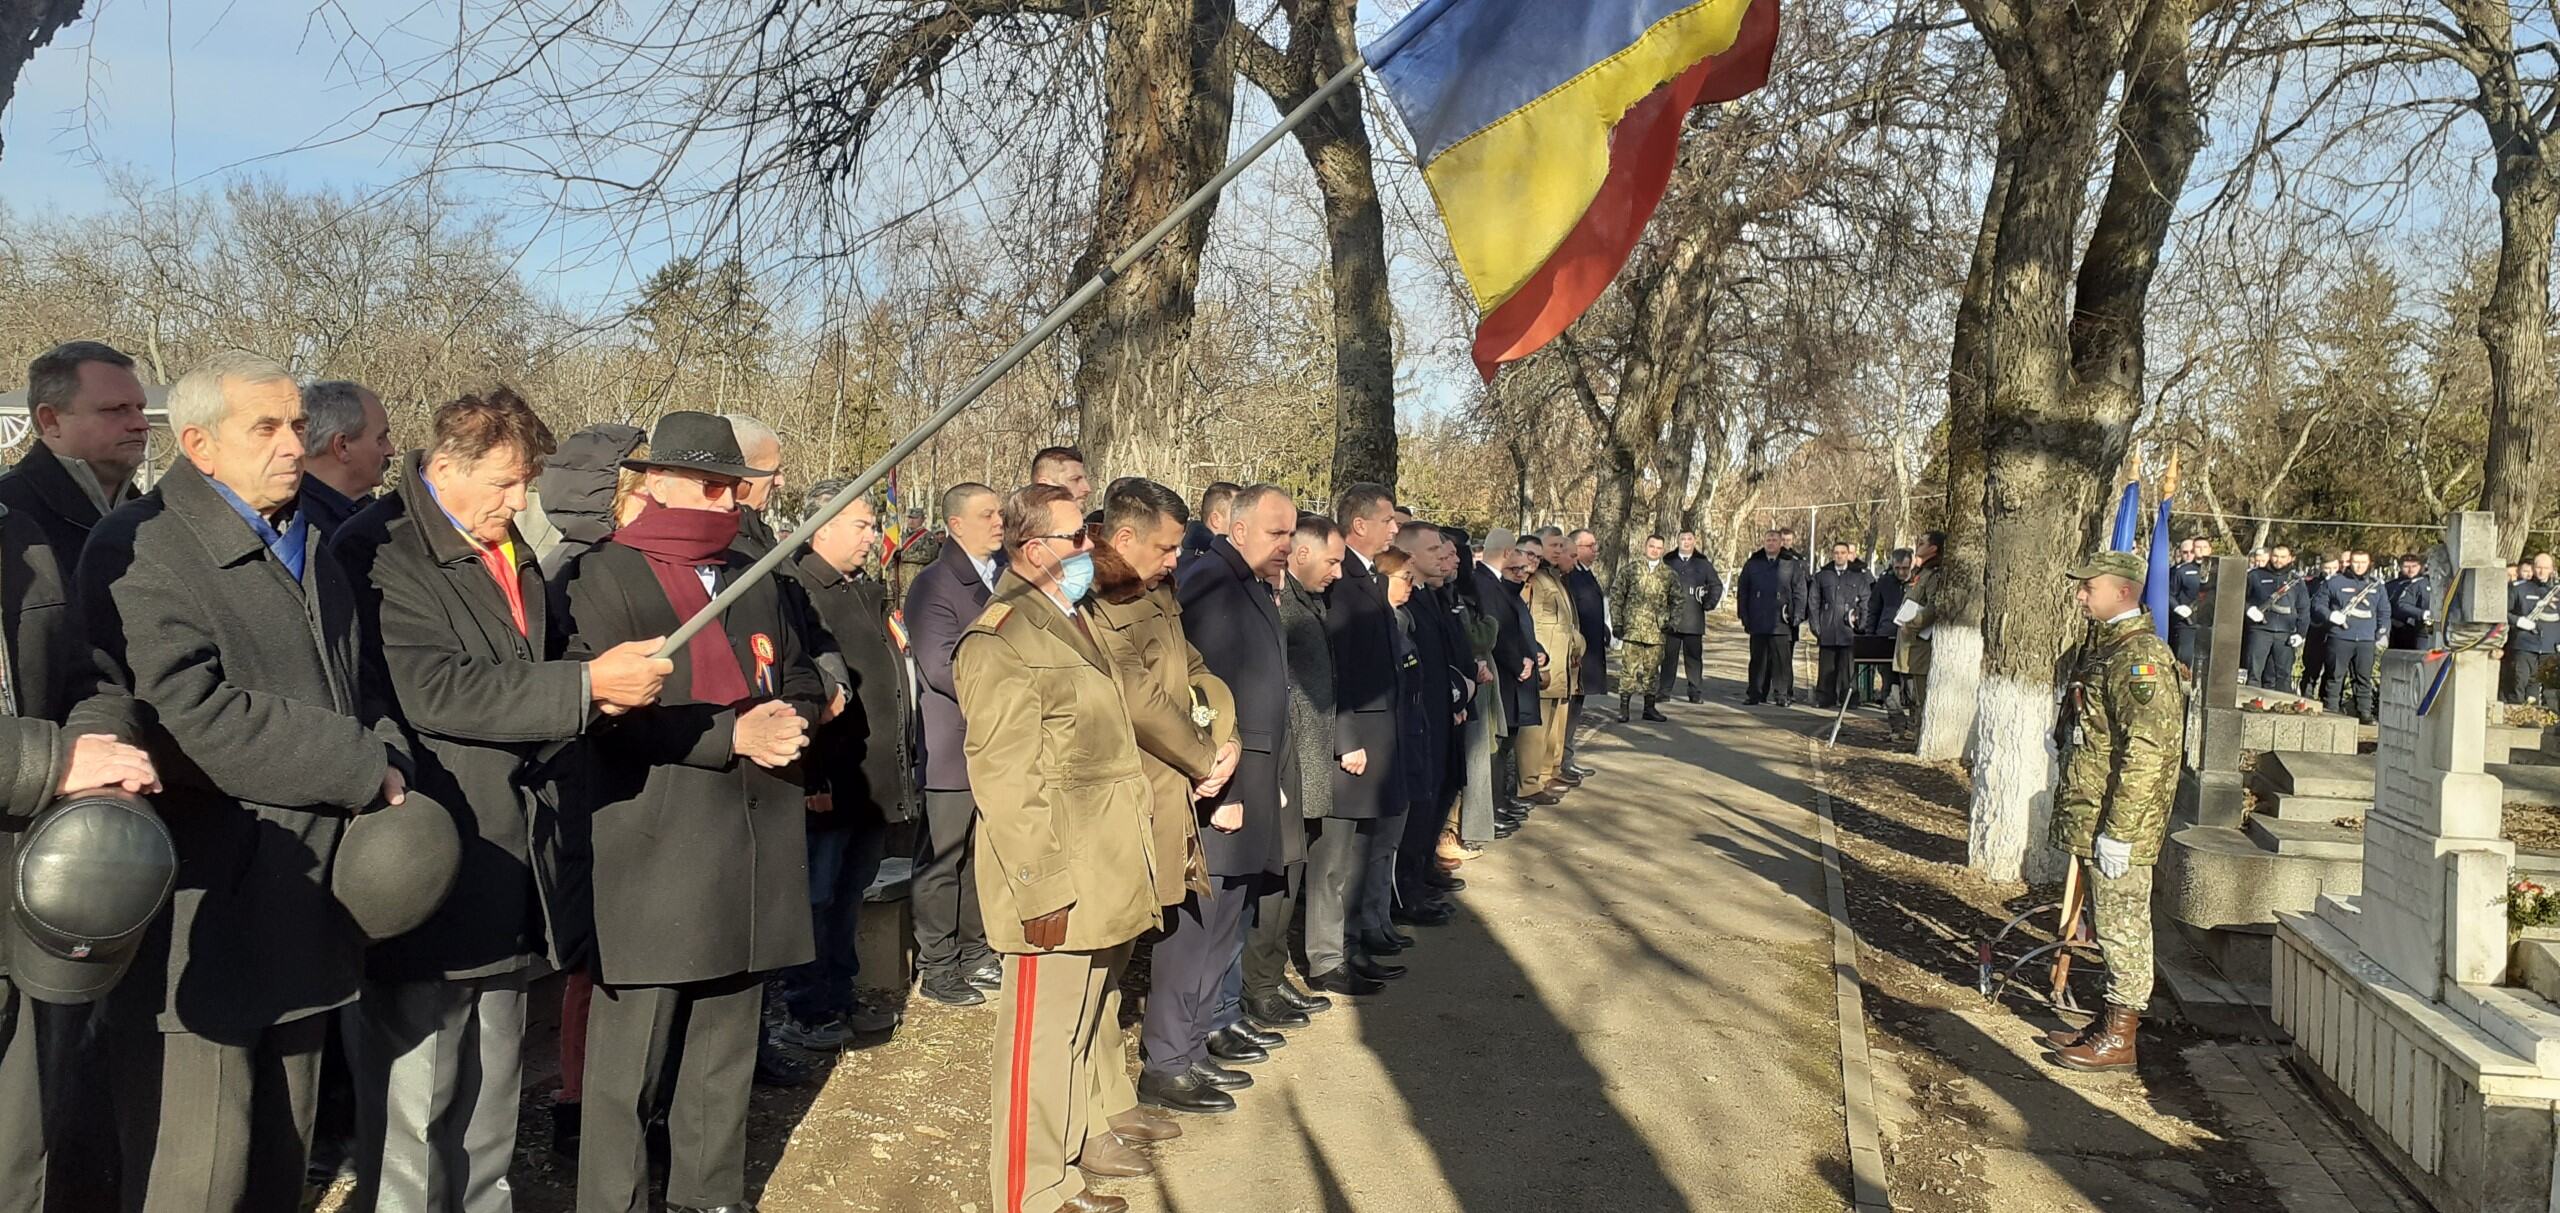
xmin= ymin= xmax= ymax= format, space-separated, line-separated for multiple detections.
xmin=1820 ymin=715 xmax=2292 ymax=1213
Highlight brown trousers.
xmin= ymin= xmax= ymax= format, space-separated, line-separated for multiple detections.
xmin=989 ymin=945 xmax=1131 ymax=1213
xmin=1515 ymin=695 xmax=1571 ymax=791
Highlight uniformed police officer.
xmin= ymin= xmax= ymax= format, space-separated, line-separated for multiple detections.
xmin=2508 ymin=552 xmax=2560 ymax=707
xmin=2384 ymin=553 xmax=2432 ymax=651
xmin=2167 ymin=536 xmax=2212 ymax=670
xmin=2044 ymin=551 xmax=2185 ymax=1074
xmin=956 ymin=483 xmax=1161 ymax=1213
xmin=2316 ymin=550 xmax=2385 ymax=723
xmin=2242 ymin=545 xmax=2309 ymax=691
xmin=1609 ymin=536 xmax=1684 ymax=722
xmin=2300 ymin=552 xmax=2341 ymax=696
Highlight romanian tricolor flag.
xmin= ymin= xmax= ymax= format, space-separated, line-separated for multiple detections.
xmin=1368 ymin=0 xmax=1781 ymax=380
xmin=882 ymin=467 xmax=904 ymax=555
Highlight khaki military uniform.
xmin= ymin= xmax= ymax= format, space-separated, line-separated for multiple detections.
xmin=956 ymin=573 xmax=1160 ymax=1213
xmin=1518 ymin=569 xmax=1584 ymax=791
xmin=2047 ymin=611 xmax=2186 ymax=1012
xmin=1608 ymin=558 xmax=1684 ymax=697
xmin=1896 ymin=560 xmax=1940 ymax=709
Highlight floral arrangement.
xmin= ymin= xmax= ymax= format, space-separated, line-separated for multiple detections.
xmin=2242 ymin=697 xmax=2320 ymax=715
xmin=2503 ymin=877 xmax=2560 ymax=935
xmin=2504 ymin=703 xmax=2559 ymax=729
xmin=1190 ymin=685 xmax=1219 ymax=729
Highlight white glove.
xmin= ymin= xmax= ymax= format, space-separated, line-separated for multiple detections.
xmin=2522 ymin=617 xmax=2541 ymax=633
xmin=2173 ymin=604 xmax=2192 ymax=620
xmin=2290 ymin=633 xmax=2305 ymax=649
xmin=1893 ymin=600 xmax=1922 ymax=627
xmin=2093 ymin=835 xmax=2132 ymax=880
xmin=2247 ymin=605 xmax=2266 ymax=623
xmin=2328 ymin=610 xmax=2346 ymax=626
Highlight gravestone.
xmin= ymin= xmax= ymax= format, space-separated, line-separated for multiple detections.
xmin=2273 ymin=512 xmax=2560 ymax=1213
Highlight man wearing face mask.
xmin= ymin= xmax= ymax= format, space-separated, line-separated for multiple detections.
xmin=956 ymin=483 xmax=1160 ymax=1213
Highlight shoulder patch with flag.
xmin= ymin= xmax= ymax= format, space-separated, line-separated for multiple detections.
xmin=1367 ymin=0 xmax=1781 ymax=379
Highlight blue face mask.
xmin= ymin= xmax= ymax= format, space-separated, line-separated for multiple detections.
xmin=1057 ymin=550 xmax=1096 ymax=603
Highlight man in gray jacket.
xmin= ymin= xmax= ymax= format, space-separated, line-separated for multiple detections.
xmin=81 ymin=350 xmax=415 ymax=1213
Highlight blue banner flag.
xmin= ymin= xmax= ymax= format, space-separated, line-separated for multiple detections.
xmin=2111 ymin=481 xmax=2142 ymax=553
xmin=2146 ymin=496 xmax=2173 ymax=641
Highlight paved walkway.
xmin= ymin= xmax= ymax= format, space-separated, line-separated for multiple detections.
xmin=1116 ymin=697 xmax=1854 ymax=1213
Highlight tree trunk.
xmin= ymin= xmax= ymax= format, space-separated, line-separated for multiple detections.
xmin=1071 ymin=0 xmax=1237 ymax=483
xmin=1965 ymin=0 xmax=2198 ymax=883
xmin=0 ymin=0 xmax=83 ymax=160
xmin=2475 ymin=155 xmax=2559 ymax=552
xmin=1916 ymin=128 xmax=2010 ymax=763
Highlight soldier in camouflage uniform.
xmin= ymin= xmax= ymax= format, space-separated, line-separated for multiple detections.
xmin=2044 ymin=550 xmax=2186 ymax=1073
xmin=1608 ymin=535 xmax=1686 ymax=722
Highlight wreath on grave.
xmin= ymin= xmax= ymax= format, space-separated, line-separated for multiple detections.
xmin=2241 ymin=696 xmax=2320 ymax=714
xmin=2502 ymin=878 xmax=2560 ymax=934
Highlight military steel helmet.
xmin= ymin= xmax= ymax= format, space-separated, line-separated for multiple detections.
xmin=7 ymin=787 xmax=178 ymax=1005
xmin=333 ymin=791 xmax=462 ymax=942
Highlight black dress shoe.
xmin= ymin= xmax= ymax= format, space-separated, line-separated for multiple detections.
xmin=1393 ymin=903 xmax=1455 ymax=927
xmin=1188 ymin=1060 xmax=1254 ymax=1091
xmin=964 ymin=958 xmax=1005 ymax=991
xmin=1242 ymin=991 xmax=1311 ymax=1028
xmin=1349 ymin=955 xmax=1406 ymax=981
xmin=1277 ymin=984 xmax=1333 ymax=1014
xmin=668 ymin=1204 xmax=755 ymax=1213
xmin=1227 ymin=1019 xmax=1286 ymax=1050
xmin=753 ymin=1043 xmax=820 ymax=1089
xmin=917 ymin=969 xmax=987 ymax=1007
xmin=1357 ymin=928 xmax=1406 ymax=955
xmin=1426 ymin=871 xmax=1465 ymax=891
xmin=1555 ymin=770 xmax=1583 ymax=787
xmin=1526 ymin=788 xmax=1564 ymax=806
xmin=1205 ymin=1026 xmax=1269 ymax=1064
xmin=1309 ymin=967 xmax=1386 ymax=995
xmin=1689 ymin=691 xmax=1704 ymax=704
xmin=1137 ymin=1068 xmax=1237 ymax=1115
xmin=549 ymin=1100 xmax=581 ymax=1161
xmin=1494 ymin=820 xmax=1521 ymax=839
xmin=1565 ymin=763 xmax=1597 ymax=778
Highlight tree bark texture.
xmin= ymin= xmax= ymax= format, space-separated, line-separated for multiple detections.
xmin=1960 ymin=0 xmax=2199 ymax=883
xmin=1238 ymin=0 xmax=1397 ymax=493
xmin=0 ymin=0 xmax=83 ymax=160
xmin=1071 ymin=0 xmax=1237 ymax=484
xmin=2457 ymin=0 xmax=2560 ymax=550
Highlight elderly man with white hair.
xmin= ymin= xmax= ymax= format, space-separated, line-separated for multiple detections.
xmin=80 ymin=350 xmax=416 ymax=1212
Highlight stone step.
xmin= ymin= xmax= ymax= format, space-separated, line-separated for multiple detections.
xmin=2492 ymin=761 xmax=2560 ymax=808
xmin=2245 ymin=814 xmax=2366 ymax=861
xmin=2155 ymin=920 xmax=2273 ymax=1037
xmin=2254 ymin=751 xmax=2375 ymax=800
xmin=2158 ymin=823 xmax=2364 ymax=933
xmin=2266 ymin=791 xmax=2370 ymax=823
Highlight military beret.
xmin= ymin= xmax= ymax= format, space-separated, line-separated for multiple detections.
xmin=2066 ymin=551 xmax=2148 ymax=585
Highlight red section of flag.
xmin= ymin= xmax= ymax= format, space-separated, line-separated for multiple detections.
xmin=1471 ymin=0 xmax=1781 ymax=380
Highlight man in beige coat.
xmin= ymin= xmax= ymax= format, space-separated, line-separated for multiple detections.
xmin=956 ymin=483 xmax=1160 ymax=1213
xmin=1517 ymin=534 xmax=1584 ymax=803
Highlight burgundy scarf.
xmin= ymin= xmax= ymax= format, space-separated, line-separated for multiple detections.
xmin=609 ymin=502 xmax=752 ymax=706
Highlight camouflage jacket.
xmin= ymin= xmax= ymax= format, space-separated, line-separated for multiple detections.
xmin=1608 ymin=558 xmax=1684 ymax=640
xmin=2049 ymin=612 xmax=2186 ymax=863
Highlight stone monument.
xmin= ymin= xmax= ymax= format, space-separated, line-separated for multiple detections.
xmin=2273 ymin=512 xmax=2560 ymax=1213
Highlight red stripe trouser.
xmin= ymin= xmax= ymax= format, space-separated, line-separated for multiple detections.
xmin=990 ymin=943 xmax=1132 ymax=1213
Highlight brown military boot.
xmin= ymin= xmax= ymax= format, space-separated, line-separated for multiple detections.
xmin=1108 ymin=1107 xmax=1180 ymax=1144
xmin=2042 ymin=1017 xmax=2096 ymax=1049
xmin=2053 ymin=1005 xmax=2139 ymax=1072
xmin=1077 ymin=1130 xmax=1155 ymax=1178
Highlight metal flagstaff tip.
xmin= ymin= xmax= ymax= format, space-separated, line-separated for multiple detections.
xmin=651 ymin=55 xmax=1372 ymax=656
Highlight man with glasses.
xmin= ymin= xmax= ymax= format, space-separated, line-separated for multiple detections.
xmin=956 ymin=483 xmax=1160 ymax=1213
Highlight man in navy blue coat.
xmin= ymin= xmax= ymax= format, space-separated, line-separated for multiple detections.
xmin=903 ymin=482 xmax=1007 ymax=1007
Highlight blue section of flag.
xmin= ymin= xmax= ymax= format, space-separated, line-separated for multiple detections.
xmin=1365 ymin=0 xmax=1704 ymax=163
xmin=2147 ymin=496 xmax=2173 ymax=642
xmin=2111 ymin=482 xmax=2141 ymax=553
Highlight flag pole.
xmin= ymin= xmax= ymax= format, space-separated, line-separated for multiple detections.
xmin=653 ymin=56 xmax=1372 ymax=654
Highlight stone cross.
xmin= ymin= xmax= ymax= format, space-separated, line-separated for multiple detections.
xmin=2336 ymin=512 xmax=2513 ymax=996
xmin=2201 ymin=554 xmax=2248 ymax=711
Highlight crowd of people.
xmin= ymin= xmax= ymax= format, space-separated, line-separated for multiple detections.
xmin=0 ymin=340 xmax=1793 ymax=1213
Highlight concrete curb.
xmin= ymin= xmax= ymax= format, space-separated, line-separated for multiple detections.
xmin=1812 ymin=741 xmax=1895 ymax=1213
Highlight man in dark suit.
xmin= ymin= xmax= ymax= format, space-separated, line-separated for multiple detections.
xmin=904 ymin=482 xmax=1009 ymax=1006
xmin=1389 ymin=522 xmax=1468 ymax=928
xmin=298 ymin=381 xmax=395 ymax=537
xmin=80 ymin=351 xmax=415 ymax=1213
xmin=1155 ymin=483 xmax=1297 ymax=1106
xmin=1563 ymin=529 xmax=1610 ymax=779
xmin=333 ymin=390 xmax=673 ymax=1213
xmin=0 ymin=340 xmax=151 ymax=574
xmin=559 ymin=411 xmax=822 ymax=1213
xmin=1809 ymin=542 xmax=1874 ymax=710
xmin=1308 ymin=483 xmax=1407 ymax=997
xmin=1736 ymin=529 xmax=1802 ymax=706
xmin=1471 ymin=530 xmax=1539 ymax=835
xmin=776 ymin=483 xmax=914 ymax=1045
xmin=1661 ymin=531 xmax=1720 ymax=703
xmin=0 ymin=497 xmax=157 ymax=1213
